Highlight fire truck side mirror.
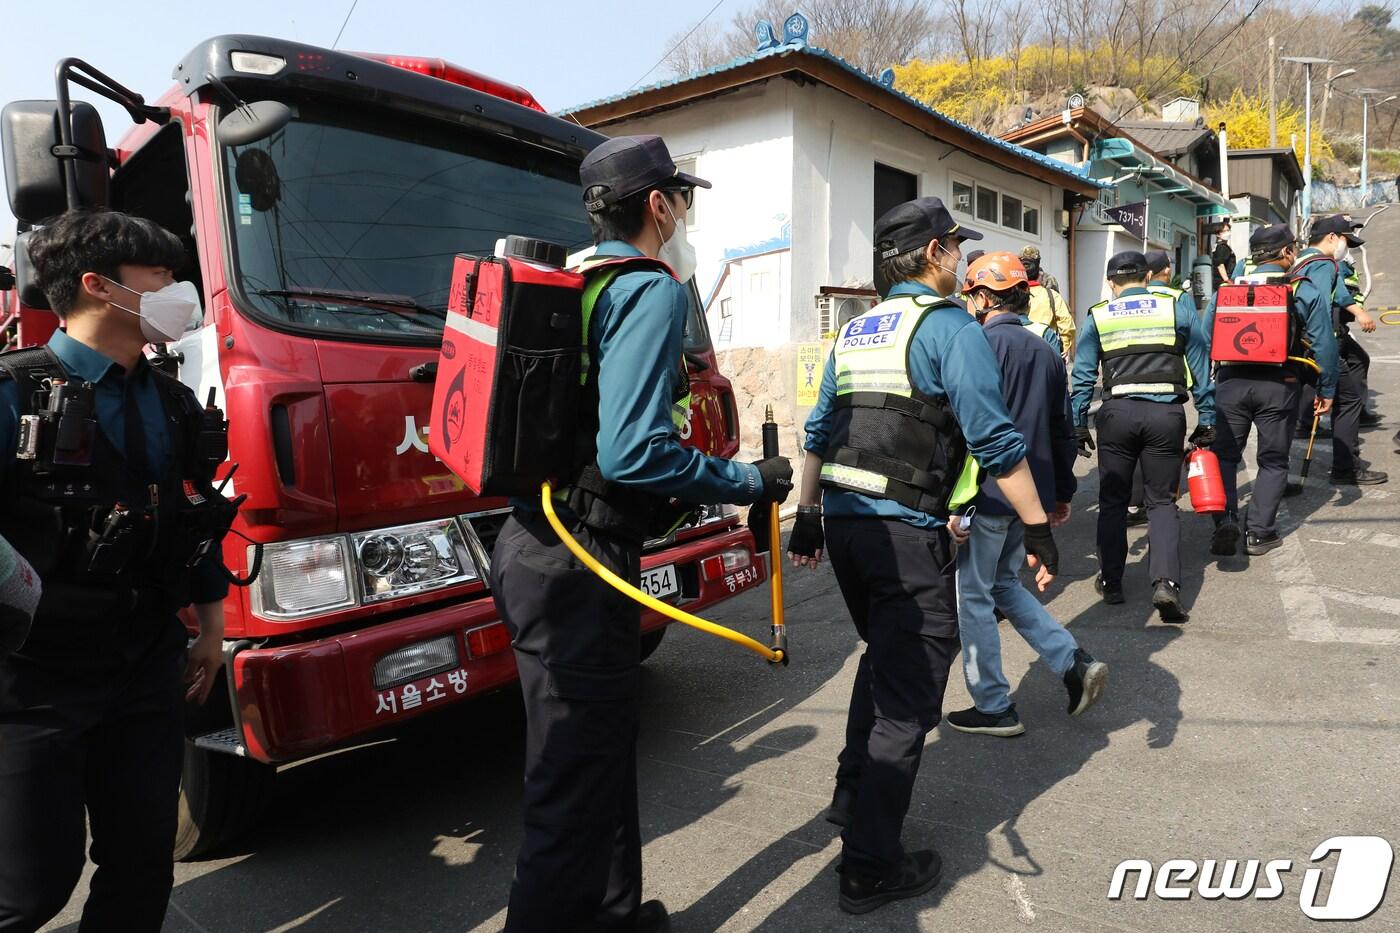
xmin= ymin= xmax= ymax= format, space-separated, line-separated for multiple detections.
xmin=217 ymin=100 xmax=292 ymax=148
xmin=11 ymin=233 xmax=52 ymax=312
xmin=2 ymin=100 xmax=109 ymax=223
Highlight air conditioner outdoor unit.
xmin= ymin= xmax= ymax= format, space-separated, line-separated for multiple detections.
xmin=816 ymin=294 xmax=870 ymax=338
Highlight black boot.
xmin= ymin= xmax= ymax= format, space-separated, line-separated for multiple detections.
xmin=839 ymin=850 xmax=943 ymax=914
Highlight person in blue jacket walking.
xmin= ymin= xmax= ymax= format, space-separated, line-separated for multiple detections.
xmin=945 ymin=251 xmax=1107 ymax=738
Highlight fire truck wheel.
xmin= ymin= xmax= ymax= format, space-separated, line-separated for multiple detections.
xmin=174 ymin=741 xmax=276 ymax=861
xmin=640 ymin=626 xmax=667 ymax=662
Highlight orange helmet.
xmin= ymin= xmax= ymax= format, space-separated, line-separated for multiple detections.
xmin=962 ymin=251 xmax=1029 ymax=294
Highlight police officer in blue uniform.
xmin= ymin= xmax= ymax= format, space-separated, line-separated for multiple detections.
xmin=1072 ymin=251 xmax=1215 ymax=621
xmin=489 ymin=135 xmax=792 ymax=933
xmin=1204 ymin=223 xmax=1339 ymax=555
xmin=1320 ymin=218 xmax=1386 ymax=485
xmin=786 ymin=198 xmax=1060 ymax=915
xmin=0 ymin=210 xmax=236 ymax=931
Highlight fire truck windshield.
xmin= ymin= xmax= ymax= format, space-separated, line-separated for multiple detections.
xmin=222 ymin=98 xmax=594 ymax=342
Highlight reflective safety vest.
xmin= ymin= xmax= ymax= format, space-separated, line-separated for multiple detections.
xmin=1021 ymin=317 xmax=1052 ymax=342
xmin=578 ymin=256 xmax=690 ymax=434
xmin=1089 ymin=292 xmax=1189 ymax=397
xmin=559 ymin=256 xmax=693 ymax=541
xmin=819 ymin=295 xmax=981 ymax=518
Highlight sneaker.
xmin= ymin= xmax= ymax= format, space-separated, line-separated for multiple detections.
xmin=1126 ymin=507 xmax=1149 ymax=527
xmin=1151 ymin=579 xmax=1189 ymax=623
xmin=1361 ymin=410 xmax=1383 ymax=428
xmin=839 ymin=849 xmax=943 ymax=915
xmin=825 ymin=784 xmax=857 ymax=828
xmin=636 ymin=900 xmax=671 ymax=933
xmin=1064 ymin=648 xmax=1108 ymax=716
xmin=946 ymin=705 xmax=1025 ymax=737
xmin=1330 ymin=469 xmax=1389 ymax=486
xmin=1094 ymin=576 xmax=1125 ymax=605
xmin=1211 ymin=514 xmax=1240 ymax=556
xmin=1245 ymin=531 xmax=1282 ymax=555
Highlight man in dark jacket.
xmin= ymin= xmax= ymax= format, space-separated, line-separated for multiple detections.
xmin=946 ymin=252 xmax=1107 ymax=737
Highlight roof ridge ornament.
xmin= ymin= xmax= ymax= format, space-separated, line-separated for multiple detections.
xmin=879 ymin=69 xmax=896 ymax=88
xmin=783 ymin=12 xmax=809 ymax=46
xmin=757 ymin=11 xmax=809 ymax=51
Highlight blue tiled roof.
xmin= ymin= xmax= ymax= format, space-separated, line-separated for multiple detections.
xmin=559 ymin=42 xmax=1106 ymax=189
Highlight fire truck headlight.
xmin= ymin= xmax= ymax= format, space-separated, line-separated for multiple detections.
xmin=353 ymin=519 xmax=478 ymax=603
xmin=251 ymin=536 xmax=356 ymax=620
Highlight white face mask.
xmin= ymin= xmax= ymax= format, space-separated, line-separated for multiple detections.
xmin=1334 ymin=240 xmax=1350 ymax=261
xmin=655 ymin=197 xmax=697 ymax=283
xmin=105 ymin=278 xmax=201 ymax=343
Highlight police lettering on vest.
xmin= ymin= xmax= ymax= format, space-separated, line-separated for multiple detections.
xmin=819 ymin=296 xmax=980 ymax=518
xmin=1089 ymin=293 xmax=1189 ymax=397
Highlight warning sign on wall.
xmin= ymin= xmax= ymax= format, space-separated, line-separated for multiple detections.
xmin=796 ymin=344 xmax=823 ymax=407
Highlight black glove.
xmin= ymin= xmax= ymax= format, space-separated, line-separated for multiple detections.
xmin=1022 ymin=521 xmax=1060 ymax=575
xmin=787 ymin=507 xmax=824 ymax=558
xmin=1075 ymin=425 xmax=1096 ymax=459
xmin=753 ymin=456 xmax=794 ymax=505
xmin=1189 ymin=423 xmax=1217 ymax=448
xmin=747 ymin=501 xmax=773 ymax=554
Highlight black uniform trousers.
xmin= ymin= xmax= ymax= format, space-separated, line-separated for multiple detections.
xmin=491 ymin=511 xmax=644 ymax=933
xmin=1332 ymin=341 xmax=1368 ymax=475
xmin=1094 ymin=398 xmax=1186 ymax=586
xmin=0 ymin=612 xmax=187 ymax=932
xmin=1212 ymin=372 xmax=1301 ymax=537
xmin=827 ymin=516 xmax=959 ymax=879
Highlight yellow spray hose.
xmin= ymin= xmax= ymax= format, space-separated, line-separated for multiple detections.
xmin=539 ymin=481 xmax=785 ymax=665
xmin=1376 ymin=307 xmax=1400 ymax=326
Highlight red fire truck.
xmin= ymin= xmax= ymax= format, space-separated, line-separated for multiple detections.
xmin=0 ymin=36 xmax=764 ymax=858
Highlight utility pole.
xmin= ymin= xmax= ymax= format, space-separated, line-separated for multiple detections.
xmin=1269 ymin=36 xmax=1278 ymax=147
xmin=1320 ymin=64 xmax=1334 ymax=137
xmin=1283 ymin=56 xmax=1335 ymax=225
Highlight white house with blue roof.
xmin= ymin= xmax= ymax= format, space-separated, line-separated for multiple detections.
xmin=561 ymin=14 xmax=1102 ymax=455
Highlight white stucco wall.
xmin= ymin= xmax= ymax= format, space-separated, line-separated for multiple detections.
xmin=789 ymin=83 xmax=1074 ymax=343
xmin=595 ymin=82 xmax=797 ymax=350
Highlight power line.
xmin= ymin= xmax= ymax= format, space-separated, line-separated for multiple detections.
xmin=629 ymin=0 xmax=726 ymax=90
xmin=1108 ymin=0 xmax=1270 ymax=129
xmin=332 ymin=0 xmax=361 ymax=51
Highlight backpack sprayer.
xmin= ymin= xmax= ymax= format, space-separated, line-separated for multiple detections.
xmin=428 ymin=237 xmax=786 ymax=665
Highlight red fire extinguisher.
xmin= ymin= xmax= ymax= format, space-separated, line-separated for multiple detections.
xmin=1186 ymin=446 xmax=1226 ymax=513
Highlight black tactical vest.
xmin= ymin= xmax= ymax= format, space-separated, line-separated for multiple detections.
xmin=0 ymin=346 xmax=228 ymax=623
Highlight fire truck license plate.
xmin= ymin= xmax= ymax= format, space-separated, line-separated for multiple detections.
xmin=640 ymin=564 xmax=679 ymax=600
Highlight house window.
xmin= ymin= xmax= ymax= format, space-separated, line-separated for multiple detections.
xmin=675 ymin=157 xmax=700 ymax=226
xmin=975 ymin=184 xmax=999 ymax=223
xmin=1023 ymin=205 xmax=1040 ymax=235
xmin=951 ymin=177 xmax=974 ymax=216
xmin=1153 ymin=214 xmax=1173 ymax=245
xmin=1002 ymin=194 xmax=1022 ymax=230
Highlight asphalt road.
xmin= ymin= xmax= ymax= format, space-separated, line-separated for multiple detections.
xmin=44 ymin=212 xmax=1400 ymax=932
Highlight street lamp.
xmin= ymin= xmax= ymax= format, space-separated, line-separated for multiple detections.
xmin=1355 ymin=88 xmax=1399 ymax=204
xmin=1282 ymin=56 xmax=1336 ymax=224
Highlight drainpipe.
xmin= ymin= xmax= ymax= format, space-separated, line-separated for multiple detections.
xmin=1218 ymin=122 xmax=1230 ymax=200
xmin=1067 ymin=196 xmax=1078 ymax=317
xmin=1065 ymin=125 xmax=1092 ymax=163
